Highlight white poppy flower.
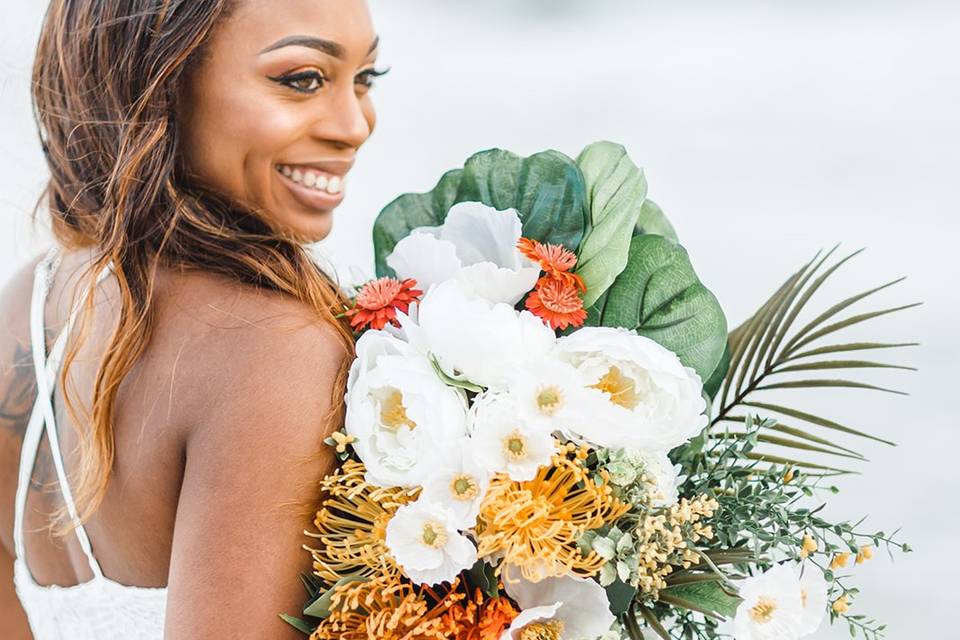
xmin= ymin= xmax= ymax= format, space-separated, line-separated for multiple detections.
xmin=501 ymin=357 xmax=606 ymax=435
xmin=385 ymin=500 xmax=477 ymax=586
xmin=795 ymin=564 xmax=827 ymax=637
xmin=734 ymin=563 xmax=805 ymax=640
xmin=417 ymin=279 xmax=556 ymax=389
xmin=345 ymin=330 xmax=468 ymax=488
xmin=417 ymin=440 xmax=491 ymax=529
xmin=553 ymin=327 xmax=707 ymax=452
xmin=386 ymin=201 xmax=541 ymax=305
xmin=471 ymin=392 xmax=556 ymax=482
xmin=500 ymin=575 xmax=615 ymax=640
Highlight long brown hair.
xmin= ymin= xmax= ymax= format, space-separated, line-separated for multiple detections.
xmin=31 ymin=0 xmax=355 ymax=532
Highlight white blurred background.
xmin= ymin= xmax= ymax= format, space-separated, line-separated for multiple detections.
xmin=2 ymin=1 xmax=957 ymax=637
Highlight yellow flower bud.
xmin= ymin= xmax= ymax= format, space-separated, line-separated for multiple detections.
xmin=783 ymin=468 xmax=795 ymax=484
xmin=830 ymin=552 xmax=850 ymax=570
xmin=856 ymin=545 xmax=874 ymax=564
xmin=799 ymin=535 xmax=817 ymax=559
xmin=832 ymin=594 xmax=850 ymax=614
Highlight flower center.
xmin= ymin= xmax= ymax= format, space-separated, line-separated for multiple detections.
xmin=518 ymin=620 xmax=564 ymax=640
xmin=749 ymin=596 xmax=778 ymax=624
xmin=502 ymin=430 xmax=528 ymax=461
xmin=419 ymin=521 xmax=448 ymax=549
xmin=379 ymin=389 xmax=417 ymax=431
xmin=801 ymin=588 xmax=808 ymax=608
xmin=535 ymin=385 xmax=563 ymax=416
xmin=355 ymin=276 xmax=402 ymax=310
xmin=449 ymin=474 xmax=479 ymax=501
xmin=590 ymin=365 xmax=640 ymax=409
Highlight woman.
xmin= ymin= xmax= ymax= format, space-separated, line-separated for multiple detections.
xmin=0 ymin=0 xmax=383 ymax=637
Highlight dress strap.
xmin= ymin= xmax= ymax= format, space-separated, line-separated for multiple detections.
xmin=13 ymin=248 xmax=112 ymax=581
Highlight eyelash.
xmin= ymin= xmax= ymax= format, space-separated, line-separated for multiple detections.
xmin=270 ymin=67 xmax=390 ymax=94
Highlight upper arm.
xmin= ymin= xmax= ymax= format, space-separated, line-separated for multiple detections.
xmin=0 ymin=257 xmax=42 ymax=554
xmin=163 ymin=319 xmax=348 ymax=640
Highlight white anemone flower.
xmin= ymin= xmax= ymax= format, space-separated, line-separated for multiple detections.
xmin=417 ymin=279 xmax=556 ymax=389
xmin=500 ymin=575 xmax=615 ymax=640
xmin=417 ymin=440 xmax=490 ymax=529
xmin=385 ymin=500 xmax=477 ymax=586
xmin=795 ymin=564 xmax=828 ymax=637
xmin=345 ymin=330 xmax=468 ymax=488
xmin=733 ymin=563 xmax=805 ymax=640
xmin=501 ymin=357 xmax=606 ymax=435
xmin=553 ymin=327 xmax=707 ymax=452
xmin=386 ymin=201 xmax=541 ymax=305
xmin=471 ymin=392 xmax=555 ymax=482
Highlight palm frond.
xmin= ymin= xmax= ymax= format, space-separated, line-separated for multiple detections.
xmin=711 ymin=248 xmax=918 ymax=468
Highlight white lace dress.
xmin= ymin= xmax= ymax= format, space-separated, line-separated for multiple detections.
xmin=12 ymin=250 xmax=167 ymax=639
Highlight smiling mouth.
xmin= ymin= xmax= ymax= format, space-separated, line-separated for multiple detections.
xmin=276 ymin=164 xmax=346 ymax=212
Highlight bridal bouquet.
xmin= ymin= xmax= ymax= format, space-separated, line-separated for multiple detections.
xmin=282 ymin=142 xmax=913 ymax=640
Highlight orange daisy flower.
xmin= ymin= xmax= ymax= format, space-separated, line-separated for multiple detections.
xmin=524 ymin=275 xmax=587 ymax=330
xmin=516 ymin=237 xmax=586 ymax=292
xmin=345 ymin=277 xmax=422 ymax=332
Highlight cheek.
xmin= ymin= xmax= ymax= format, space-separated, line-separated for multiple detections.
xmin=184 ymin=83 xmax=305 ymax=199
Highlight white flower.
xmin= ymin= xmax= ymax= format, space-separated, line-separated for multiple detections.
xmin=734 ymin=563 xmax=805 ymax=640
xmin=500 ymin=575 xmax=615 ymax=640
xmin=417 ymin=440 xmax=490 ymax=529
xmin=795 ymin=564 xmax=827 ymax=637
xmin=553 ymin=327 xmax=707 ymax=452
xmin=471 ymin=392 xmax=556 ymax=482
xmin=345 ymin=330 xmax=468 ymax=488
xmin=501 ymin=357 xmax=606 ymax=435
xmin=416 ymin=279 xmax=556 ymax=388
xmin=386 ymin=201 xmax=541 ymax=305
xmin=385 ymin=500 xmax=477 ymax=586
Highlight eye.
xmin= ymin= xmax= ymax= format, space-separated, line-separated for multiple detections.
xmin=270 ymin=70 xmax=326 ymax=94
xmin=355 ymin=66 xmax=391 ymax=90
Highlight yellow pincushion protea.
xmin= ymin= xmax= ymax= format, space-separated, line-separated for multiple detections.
xmin=304 ymin=460 xmax=419 ymax=586
xmin=310 ymin=574 xmax=457 ymax=640
xmin=475 ymin=443 xmax=629 ymax=582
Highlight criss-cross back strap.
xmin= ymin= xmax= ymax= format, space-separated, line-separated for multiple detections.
xmin=13 ymin=249 xmax=112 ymax=581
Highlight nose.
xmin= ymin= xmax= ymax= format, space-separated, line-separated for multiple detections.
xmin=311 ymin=85 xmax=372 ymax=150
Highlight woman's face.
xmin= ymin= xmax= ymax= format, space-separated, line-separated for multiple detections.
xmin=180 ymin=0 xmax=380 ymax=242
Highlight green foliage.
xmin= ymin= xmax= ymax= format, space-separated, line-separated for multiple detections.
xmin=712 ymin=247 xmax=919 ymax=468
xmin=372 ymin=148 xmax=590 ymax=277
xmin=585 ymin=234 xmax=728 ymax=384
xmin=575 ymin=141 xmax=655 ymax=307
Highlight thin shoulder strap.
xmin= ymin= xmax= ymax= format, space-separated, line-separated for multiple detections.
xmin=13 ymin=249 xmax=111 ymax=580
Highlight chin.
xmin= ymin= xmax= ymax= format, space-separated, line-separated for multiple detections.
xmin=271 ymin=209 xmax=334 ymax=243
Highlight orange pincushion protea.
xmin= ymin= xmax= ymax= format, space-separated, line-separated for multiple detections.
xmin=444 ymin=587 xmax=519 ymax=640
xmin=345 ymin=277 xmax=422 ymax=331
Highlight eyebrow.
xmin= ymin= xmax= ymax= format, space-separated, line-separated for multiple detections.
xmin=259 ymin=35 xmax=380 ymax=59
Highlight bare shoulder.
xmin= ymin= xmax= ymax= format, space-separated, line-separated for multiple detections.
xmin=149 ymin=267 xmax=350 ymax=444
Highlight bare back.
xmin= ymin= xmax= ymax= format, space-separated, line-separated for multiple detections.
xmin=1 ymin=249 xmax=346 ymax=638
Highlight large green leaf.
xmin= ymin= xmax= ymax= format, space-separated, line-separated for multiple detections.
xmin=586 ymin=234 xmax=728 ymax=383
xmin=634 ymin=198 xmax=678 ymax=240
xmin=659 ymin=581 xmax=741 ymax=619
xmin=373 ymin=148 xmax=589 ymax=277
xmin=574 ymin=141 xmax=649 ymax=308
xmin=574 ymin=142 xmax=680 ymax=308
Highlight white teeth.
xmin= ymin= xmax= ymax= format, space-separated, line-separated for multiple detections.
xmin=278 ymin=165 xmax=344 ymax=195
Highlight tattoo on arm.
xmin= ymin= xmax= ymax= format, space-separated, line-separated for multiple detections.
xmin=0 ymin=343 xmax=36 ymax=440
